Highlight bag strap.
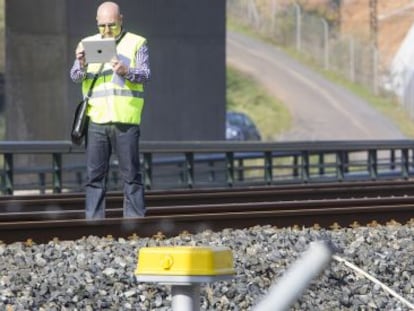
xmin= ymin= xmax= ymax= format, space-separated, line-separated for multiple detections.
xmin=84 ymin=31 xmax=127 ymax=99
xmin=85 ymin=63 xmax=104 ymax=99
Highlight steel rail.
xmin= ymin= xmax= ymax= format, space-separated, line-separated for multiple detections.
xmin=1 ymin=180 xmax=414 ymax=243
xmin=1 ymin=180 xmax=414 ymax=214
xmin=0 ymin=201 xmax=413 ymax=244
xmin=1 ymin=194 xmax=414 ymax=221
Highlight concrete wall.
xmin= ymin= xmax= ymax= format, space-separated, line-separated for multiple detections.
xmin=6 ymin=0 xmax=225 ymax=141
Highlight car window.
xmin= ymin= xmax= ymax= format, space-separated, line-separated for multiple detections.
xmin=227 ymin=113 xmax=243 ymax=126
xmin=244 ymin=117 xmax=254 ymax=127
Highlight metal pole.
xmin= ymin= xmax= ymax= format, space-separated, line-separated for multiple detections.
xmin=321 ymin=18 xmax=329 ymax=70
xmin=172 ymin=285 xmax=200 ymax=311
xmin=252 ymin=241 xmax=334 ymax=311
xmin=349 ymin=36 xmax=355 ymax=82
xmin=293 ymin=2 xmax=301 ymax=52
xmin=369 ymin=0 xmax=378 ymax=50
xmin=372 ymin=45 xmax=379 ymax=95
xmin=271 ymin=0 xmax=277 ymax=30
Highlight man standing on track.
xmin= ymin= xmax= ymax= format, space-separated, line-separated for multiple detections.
xmin=70 ymin=1 xmax=151 ymax=219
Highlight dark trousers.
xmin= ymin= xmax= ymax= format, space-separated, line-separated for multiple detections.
xmin=85 ymin=121 xmax=146 ymax=219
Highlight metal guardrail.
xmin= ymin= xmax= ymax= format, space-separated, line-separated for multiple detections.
xmin=1 ymin=140 xmax=414 ymax=194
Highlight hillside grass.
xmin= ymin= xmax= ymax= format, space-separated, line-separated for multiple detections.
xmin=227 ymin=17 xmax=414 ymax=139
xmin=227 ymin=66 xmax=291 ymax=141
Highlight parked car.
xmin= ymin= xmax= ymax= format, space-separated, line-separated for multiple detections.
xmin=226 ymin=111 xmax=261 ymax=141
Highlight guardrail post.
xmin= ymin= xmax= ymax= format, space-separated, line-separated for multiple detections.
xmin=52 ymin=153 xmax=62 ymax=193
xmin=401 ymin=148 xmax=409 ymax=179
xmin=336 ymin=151 xmax=345 ymax=181
xmin=226 ymin=152 xmax=235 ymax=187
xmin=301 ymin=151 xmax=309 ymax=183
xmin=317 ymin=153 xmax=324 ymax=176
xmin=293 ymin=155 xmax=299 ymax=178
xmin=236 ymin=158 xmax=244 ymax=181
xmin=368 ymin=150 xmax=378 ymax=180
xmin=185 ymin=152 xmax=194 ymax=188
xmin=143 ymin=153 xmax=152 ymax=190
xmin=3 ymin=153 xmax=13 ymax=195
xmin=390 ymin=149 xmax=397 ymax=171
xmin=265 ymin=151 xmax=273 ymax=185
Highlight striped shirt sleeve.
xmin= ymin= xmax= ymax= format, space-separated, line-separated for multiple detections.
xmin=124 ymin=42 xmax=151 ymax=83
xmin=69 ymin=41 xmax=151 ymax=84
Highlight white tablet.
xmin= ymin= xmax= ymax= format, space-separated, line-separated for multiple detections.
xmin=81 ymin=38 xmax=117 ymax=64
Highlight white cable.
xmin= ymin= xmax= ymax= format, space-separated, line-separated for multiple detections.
xmin=332 ymin=255 xmax=414 ymax=310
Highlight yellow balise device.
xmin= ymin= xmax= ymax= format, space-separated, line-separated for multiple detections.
xmin=135 ymin=246 xmax=234 ymax=282
xmin=135 ymin=246 xmax=235 ymax=311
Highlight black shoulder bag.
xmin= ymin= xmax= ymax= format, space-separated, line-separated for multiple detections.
xmin=71 ymin=63 xmax=104 ymax=145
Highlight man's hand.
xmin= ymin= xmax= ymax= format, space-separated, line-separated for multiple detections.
xmin=111 ymin=57 xmax=128 ymax=76
xmin=75 ymin=43 xmax=86 ymax=69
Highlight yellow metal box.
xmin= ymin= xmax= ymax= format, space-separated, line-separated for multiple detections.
xmin=135 ymin=246 xmax=235 ymax=276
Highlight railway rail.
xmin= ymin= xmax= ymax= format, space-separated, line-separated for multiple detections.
xmin=1 ymin=180 xmax=413 ymax=244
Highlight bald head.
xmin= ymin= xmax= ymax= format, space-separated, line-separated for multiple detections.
xmin=96 ymin=1 xmax=123 ymax=38
xmin=97 ymin=2 xmax=121 ymax=19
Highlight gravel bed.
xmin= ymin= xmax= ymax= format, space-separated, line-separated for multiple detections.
xmin=1 ymin=222 xmax=413 ymax=310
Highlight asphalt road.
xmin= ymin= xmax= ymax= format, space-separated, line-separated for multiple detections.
xmin=226 ymin=31 xmax=406 ymax=141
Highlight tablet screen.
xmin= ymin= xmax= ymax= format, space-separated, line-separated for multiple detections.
xmin=82 ymin=38 xmax=117 ymax=64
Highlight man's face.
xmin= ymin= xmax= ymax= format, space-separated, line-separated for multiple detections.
xmin=97 ymin=12 xmax=122 ymax=38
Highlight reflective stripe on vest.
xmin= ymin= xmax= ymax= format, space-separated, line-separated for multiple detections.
xmin=90 ymin=89 xmax=143 ymax=98
xmin=81 ymin=32 xmax=146 ymax=125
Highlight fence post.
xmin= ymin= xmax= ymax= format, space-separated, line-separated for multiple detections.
xmin=349 ymin=36 xmax=355 ymax=82
xmin=293 ymin=2 xmax=302 ymax=52
xmin=372 ymin=45 xmax=379 ymax=95
xmin=321 ymin=18 xmax=329 ymax=70
xmin=247 ymin=0 xmax=260 ymax=29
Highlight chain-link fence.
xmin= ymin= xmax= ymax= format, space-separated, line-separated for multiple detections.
xmin=227 ymin=0 xmax=390 ymax=98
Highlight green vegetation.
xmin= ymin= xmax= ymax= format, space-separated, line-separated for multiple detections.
xmin=323 ymin=70 xmax=414 ymax=138
xmin=227 ymin=65 xmax=291 ymax=141
xmin=227 ymin=17 xmax=414 ymax=138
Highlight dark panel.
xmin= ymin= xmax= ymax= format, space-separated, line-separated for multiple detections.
xmin=5 ymin=1 xmax=69 ymax=140
xmin=6 ymin=0 xmax=225 ymax=141
xmin=6 ymin=0 xmax=66 ymax=34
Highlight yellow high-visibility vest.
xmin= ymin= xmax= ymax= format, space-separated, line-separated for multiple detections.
xmin=82 ymin=32 xmax=146 ymax=124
